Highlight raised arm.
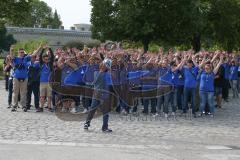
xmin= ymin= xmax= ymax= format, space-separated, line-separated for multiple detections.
xmin=172 ymin=54 xmax=187 ymax=72
xmin=192 ymin=53 xmax=199 ymax=67
xmin=9 ymin=46 xmax=14 ymax=58
xmin=39 ymin=48 xmax=45 ymax=65
xmin=32 ymin=44 xmax=42 ymax=56
xmin=211 ymin=51 xmax=220 ymax=63
xmin=213 ymin=55 xmax=224 ymax=75
xmin=198 ymin=55 xmax=207 ymax=69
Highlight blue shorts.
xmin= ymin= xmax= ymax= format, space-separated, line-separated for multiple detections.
xmin=215 ymin=87 xmax=222 ymax=96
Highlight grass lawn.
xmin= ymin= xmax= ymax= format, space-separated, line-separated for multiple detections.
xmin=0 ymin=59 xmax=4 ymax=79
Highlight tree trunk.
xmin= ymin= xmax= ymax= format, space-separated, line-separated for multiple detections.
xmin=192 ymin=34 xmax=201 ymax=53
xmin=143 ymin=40 xmax=149 ymax=53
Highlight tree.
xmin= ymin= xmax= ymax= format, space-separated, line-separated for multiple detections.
xmin=0 ymin=0 xmax=32 ymax=26
xmin=0 ymin=23 xmax=16 ymax=51
xmin=208 ymin=0 xmax=240 ymax=52
xmin=22 ymin=0 xmax=62 ymax=28
xmin=91 ymin=0 xmax=204 ymax=52
xmin=50 ymin=10 xmax=62 ymax=29
xmin=91 ymin=0 xmax=240 ymax=52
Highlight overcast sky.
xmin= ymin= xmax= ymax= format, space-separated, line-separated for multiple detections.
xmin=42 ymin=0 xmax=92 ymax=29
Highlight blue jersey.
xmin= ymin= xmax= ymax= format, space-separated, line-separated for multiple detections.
xmin=199 ymin=71 xmax=215 ymax=92
xmin=182 ymin=66 xmax=199 ymax=88
xmin=12 ymin=56 xmax=31 ymax=79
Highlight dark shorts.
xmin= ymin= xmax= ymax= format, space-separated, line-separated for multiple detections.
xmin=215 ymin=87 xmax=222 ymax=96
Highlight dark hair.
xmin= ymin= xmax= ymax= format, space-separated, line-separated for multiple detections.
xmin=187 ymin=60 xmax=193 ymax=64
xmin=170 ymin=61 xmax=176 ymax=66
xmin=43 ymin=54 xmax=49 ymax=58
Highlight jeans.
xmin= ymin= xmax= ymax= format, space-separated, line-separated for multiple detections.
xmin=176 ymin=86 xmax=184 ymax=110
xmin=86 ymin=99 xmax=109 ymax=130
xmin=26 ymin=81 xmax=40 ymax=109
xmin=8 ymin=79 xmax=13 ymax=106
xmin=5 ymin=75 xmax=9 ymax=91
xmin=199 ymin=91 xmax=214 ymax=114
xmin=143 ymin=98 xmax=157 ymax=114
xmin=183 ymin=87 xmax=196 ymax=114
xmin=237 ymin=77 xmax=240 ymax=93
xmin=229 ymin=80 xmax=239 ymax=98
xmin=164 ymin=89 xmax=177 ymax=114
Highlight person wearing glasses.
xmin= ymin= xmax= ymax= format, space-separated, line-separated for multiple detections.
xmin=37 ymin=45 xmax=54 ymax=112
xmin=9 ymin=46 xmax=32 ymax=112
xmin=198 ymin=55 xmax=224 ymax=117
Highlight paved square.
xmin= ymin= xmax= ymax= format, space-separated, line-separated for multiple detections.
xmin=0 ymin=81 xmax=239 ymax=160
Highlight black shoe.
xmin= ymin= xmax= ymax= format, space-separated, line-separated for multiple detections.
xmin=23 ymin=107 xmax=28 ymax=112
xmin=102 ymin=128 xmax=113 ymax=133
xmin=7 ymin=105 xmax=12 ymax=109
xmin=36 ymin=108 xmax=43 ymax=112
xmin=11 ymin=107 xmax=17 ymax=112
xmin=84 ymin=123 xmax=90 ymax=130
xmin=142 ymin=111 xmax=148 ymax=115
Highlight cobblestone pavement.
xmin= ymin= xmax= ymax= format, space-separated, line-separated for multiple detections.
xmin=0 ymin=81 xmax=240 ymax=160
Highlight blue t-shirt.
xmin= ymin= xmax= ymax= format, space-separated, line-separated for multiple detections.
xmin=128 ymin=70 xmax=149 ymax=86
xmin=63 ymin=66 xmax=87 ymax=86
xmin=222 ymin=63 xmax=230 ymax=80
xmin=13 ymin=56 xmax=31 ymax=79
xmin=199 ymin=71 xmax=215 ymax=92
xmin=141 ymin=68 xmax=158 ymax=90
xmin=229 ymin=65 xmax=238 ymax=80
xmin=83 ymin=64 xmax=99 ymax=84
xmin=182 ymin=66 xmax=199 ymax=88
xmin=40 ymin=64 xmax=51 ymax=82
xmin=175 ymin=70 xmax=185 ymax=86
xmin=159 ymin=68 xmax=174 ymax=86
xmin=61 ymin=65 xmax=75 ymax=84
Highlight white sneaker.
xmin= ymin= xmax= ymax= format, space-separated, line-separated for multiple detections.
xmin=70 ymin=108 xmax=76 ymax=114
xmin=82 ymin=108 xmax=88 ymax=114
xmin=61 ymin=107 xmax=67 ymax=113
xmin=164 ymin=113 xmax=168 ymax=119
xmin=152 ymin=113 xmax=159 ymax=117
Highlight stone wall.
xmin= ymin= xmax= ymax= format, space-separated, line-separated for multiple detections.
xmin=6 ymin=27 xmax=94 ymax=48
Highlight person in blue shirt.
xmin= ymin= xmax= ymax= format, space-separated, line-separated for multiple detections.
xmin=159 ymin=61 xmax=177 ymax=118
xmin=58 ymin=55 xmax=81 ymax=113
xmin=9 ymin=46 xmax=32 ymax=112
xmin=222 ymin=58 xmax=230 ymax=102
xmin=84 ymin=59 xmax=113 ymax=133
xmin=141 ymin=63 xmax=158 ymax=115
xmin=198 ymin=56 xmax=223 ymax=117
xmin=26 ymin=54 xmax=41 ymax=111
xmin=37 ymin=46 xmax=54 ymax=112
xmin=175 ymin=57 xmax=185 ymax=111
xmin=229 ymin=60 xmax=239 ymax=98
xmin=174 ymin=53 xmax=199 ymax=117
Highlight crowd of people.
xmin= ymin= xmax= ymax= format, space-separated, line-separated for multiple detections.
xmin=3 ymin=43 xmax=240 ymax=132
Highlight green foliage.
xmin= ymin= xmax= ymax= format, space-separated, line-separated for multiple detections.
xmin=0 ymin=58 xmax=3 ymax=72
xmin=0 ymin=23 xmax=17 ymax=51
xmin=23 ymin=0 xmax=62 ymax=28
xmin=64 ymin=41 xmax=85 ymax=50
xmin=91 ymin=0 xmax=240 ymax=52
xmin=86 ymin=40 xmax=101 ymax=48
xmin=64 ymin=40 xmax=101 ymax=50
xmin=1 ymin=0 xmax=62 ymax=28
xmin=12 ymin=39 xmax=47 ymax=55
xmin=0 ymin=0 xmax=32 ymax=26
